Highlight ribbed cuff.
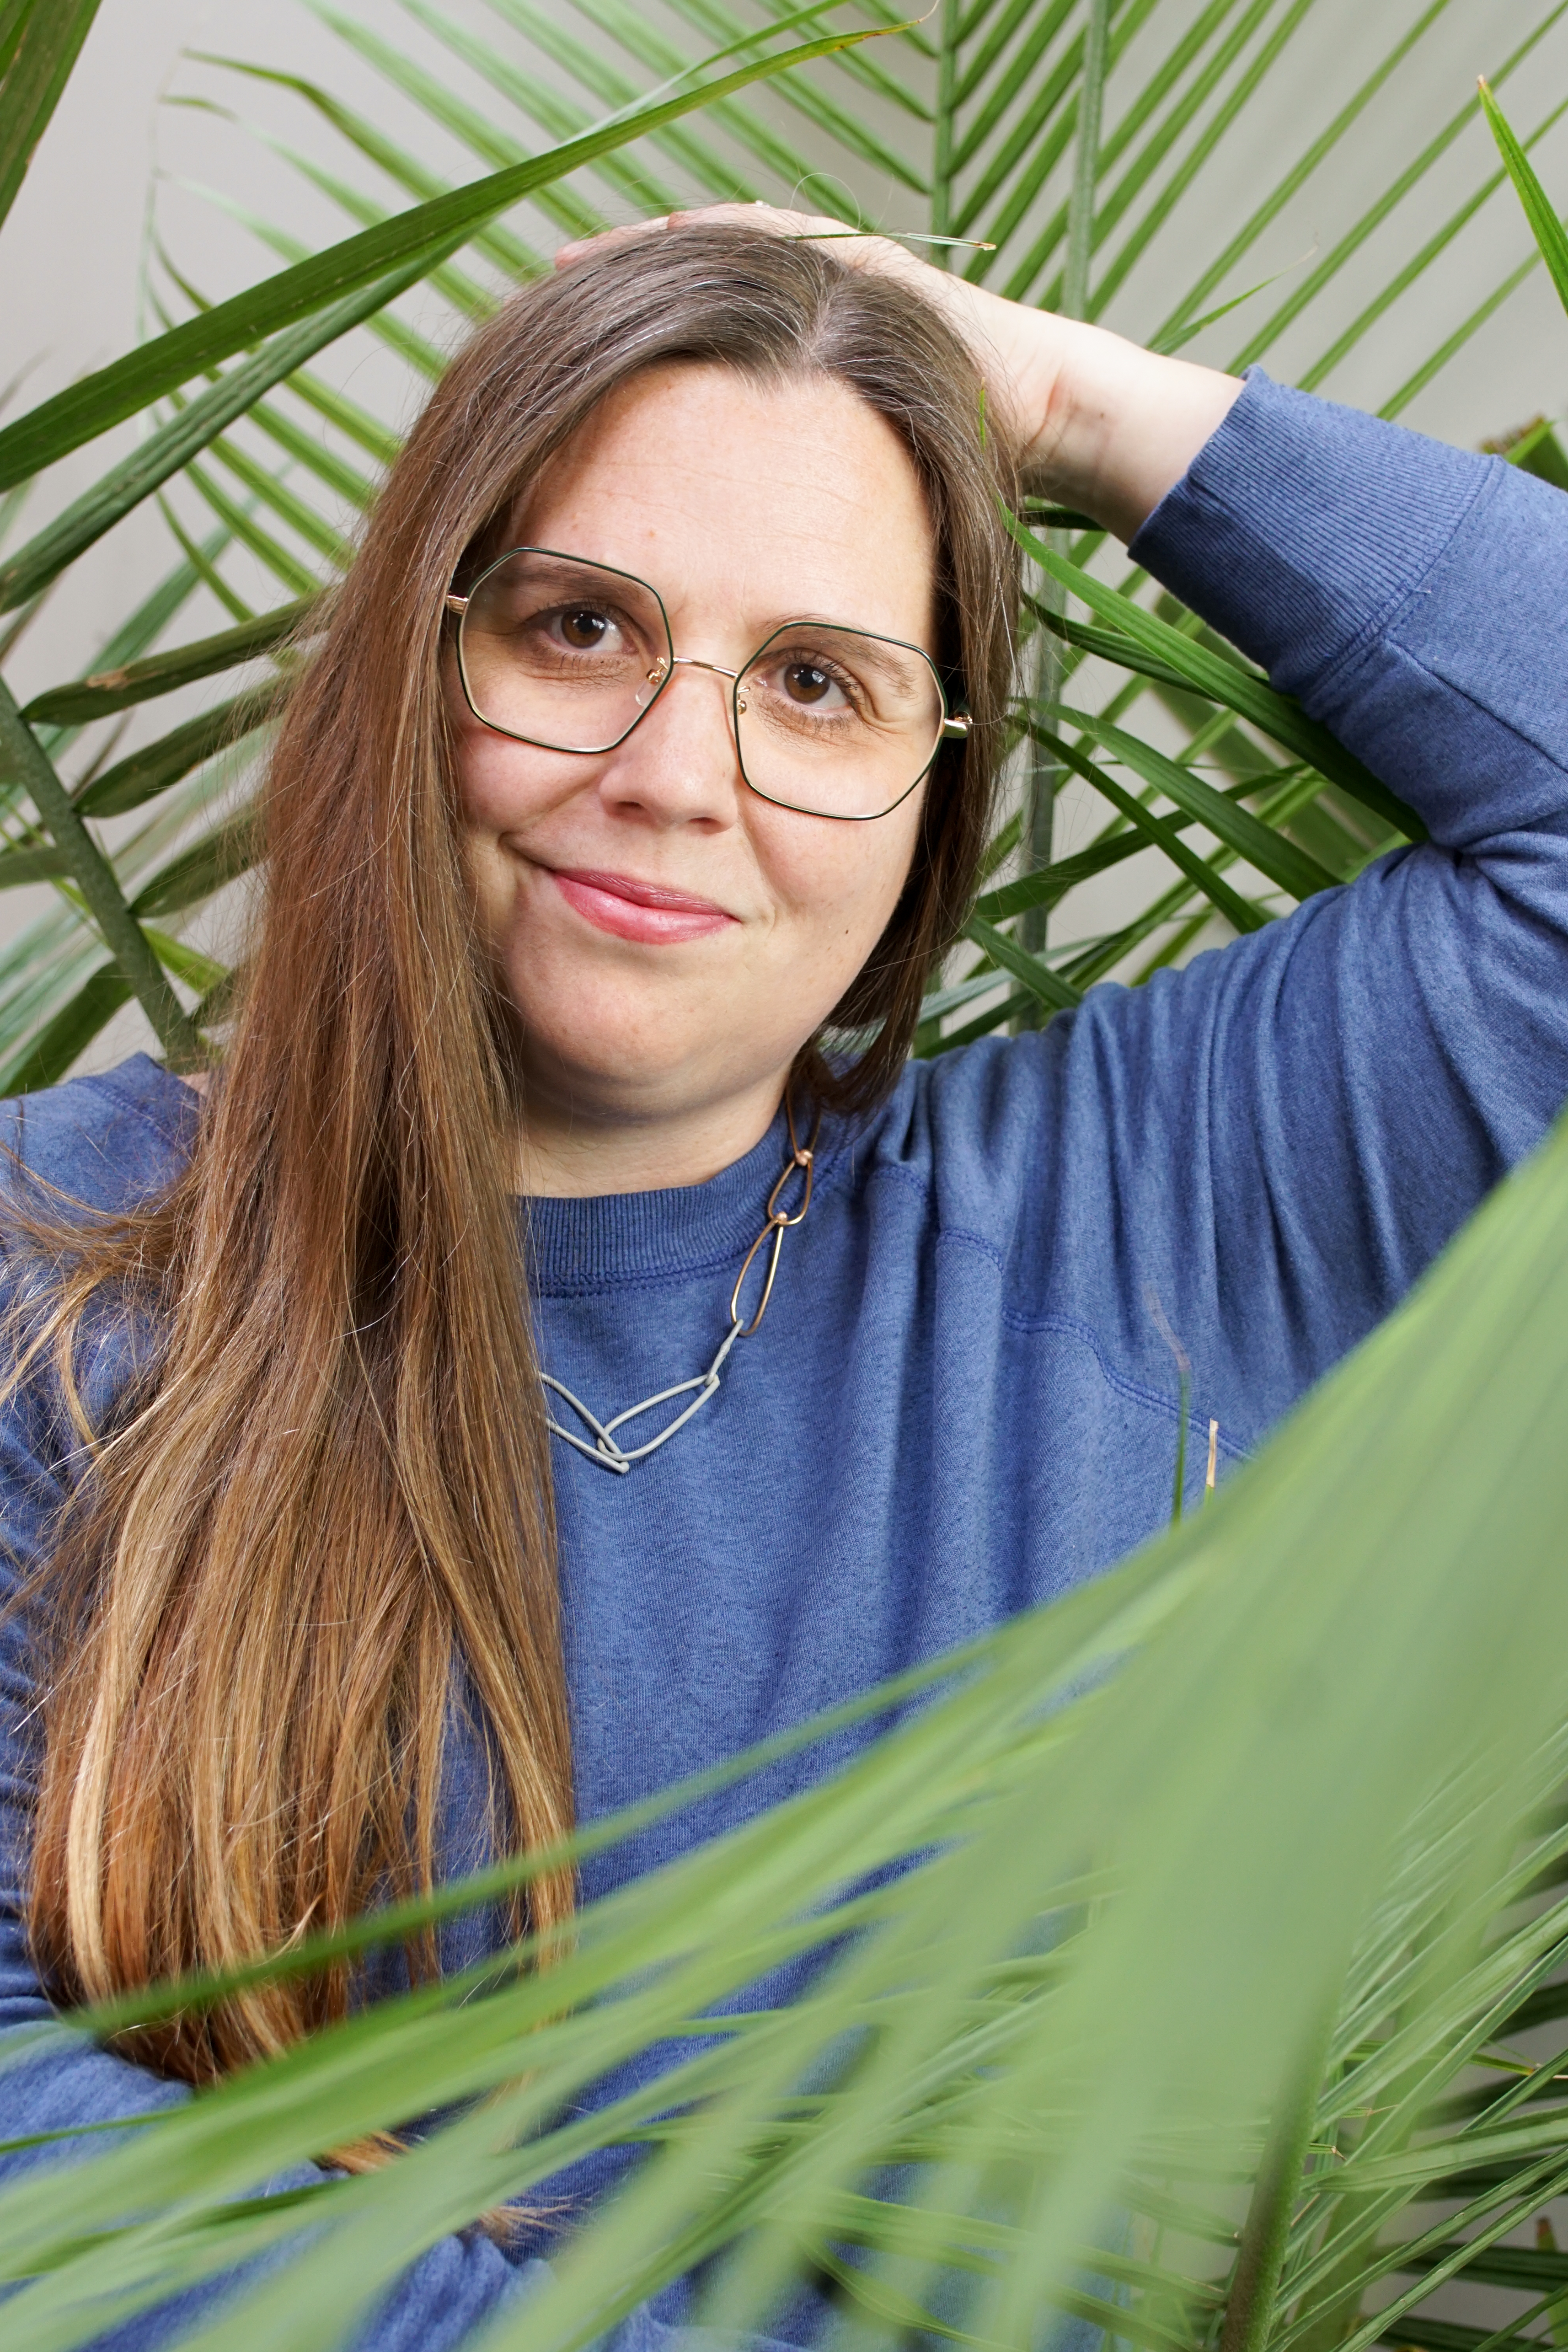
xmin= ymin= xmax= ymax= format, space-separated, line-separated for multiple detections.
xmin=1128 ymin=369 xmax=1498 ymax=703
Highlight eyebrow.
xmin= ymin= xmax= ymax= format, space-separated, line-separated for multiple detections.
xmin=482 ymin=549 xmax=935 ymax=671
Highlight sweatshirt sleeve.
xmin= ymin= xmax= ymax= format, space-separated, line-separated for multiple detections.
xmin=1040 ymin=370 xmax=1568 ymax=1440
xmin=0 ymin=1290 xmax=540 ymax=2349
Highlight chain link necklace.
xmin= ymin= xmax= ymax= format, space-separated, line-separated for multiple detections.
xmin=541 ymin=1094 xmax=822 ymax=1475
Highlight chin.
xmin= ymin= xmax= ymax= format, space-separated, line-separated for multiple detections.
xmin=512 ymin=1017 xmax=715 ymax=1109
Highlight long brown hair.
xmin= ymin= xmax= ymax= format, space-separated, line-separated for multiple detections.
xmin=18 ymin=224 xmax=1021 ymax=2107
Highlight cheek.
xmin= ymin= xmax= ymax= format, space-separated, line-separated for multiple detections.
xmin=446 ymin=654 xmax=591 ymax=840
xmin=451 ymin=732 xmax=562 ymax=957
xmin=455 ymin=725 xmax=575 ymax=836
xmin=756 ymin=795 xmax=925 ymax=946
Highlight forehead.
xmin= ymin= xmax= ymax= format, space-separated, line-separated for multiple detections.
xmin=506 ymin=361 xmax=939 ymax=652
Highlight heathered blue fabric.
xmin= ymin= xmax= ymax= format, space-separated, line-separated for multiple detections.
xmin=3 ymin=370 xmax=1568 ymax=2346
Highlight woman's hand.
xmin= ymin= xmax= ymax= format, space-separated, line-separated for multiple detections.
xmin=555 ymin=204 xmax=1243 ymax=545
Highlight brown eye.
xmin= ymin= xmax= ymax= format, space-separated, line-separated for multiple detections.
xmin=784 ymin=661 xmax=832 ymax=705
xmin=561 ymin=607 xmax=610 ymax=649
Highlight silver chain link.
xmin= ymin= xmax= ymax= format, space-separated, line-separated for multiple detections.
xmin=541 ymin=1095 xmax=821 ymax=1475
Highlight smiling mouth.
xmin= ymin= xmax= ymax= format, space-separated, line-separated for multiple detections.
xmin=545 ymin=866 xmax=738 ymax=944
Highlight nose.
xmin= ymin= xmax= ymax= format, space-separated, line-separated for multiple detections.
xmin=597 ymin=656 xmax=744 ymax=830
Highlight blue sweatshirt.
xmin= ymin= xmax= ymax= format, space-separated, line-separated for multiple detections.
xmin=3 ymin=372 xmax=1568 ymax=2350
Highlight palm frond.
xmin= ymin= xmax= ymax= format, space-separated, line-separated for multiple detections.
xmin=7 ymin=22 xmax=1568 ymax=2345
xmin=0 ymin=0 xmax=101 ymax=235
xmin=4 ymin=1091 xmax=1568 ymax=2349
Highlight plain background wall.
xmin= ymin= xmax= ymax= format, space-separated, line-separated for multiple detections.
xmin=3 ymin=0 xmax=1567 ymax=1067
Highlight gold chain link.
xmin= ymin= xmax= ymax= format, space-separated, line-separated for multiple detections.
xmin=728 ymin=1089 xmax=821 ymax=1336
xmin=541 ymin=1088 xmax=823 ymax=1473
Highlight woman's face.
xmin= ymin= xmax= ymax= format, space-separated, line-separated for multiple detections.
xmin=452 ymin=362 xmax=938 ymax=1140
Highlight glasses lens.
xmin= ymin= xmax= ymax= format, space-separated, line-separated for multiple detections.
xmin=735 ymin=624 xmax=946 ymax=819
xmin=458 ymin=551 xmax=670 ymax=753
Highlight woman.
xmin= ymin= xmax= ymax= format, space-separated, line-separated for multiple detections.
xmin=1 ymin=207 xmax=1565 ymax=2347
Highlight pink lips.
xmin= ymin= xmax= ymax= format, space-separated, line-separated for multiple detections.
xmin=547 ymin=867 xmax=738 ymax=944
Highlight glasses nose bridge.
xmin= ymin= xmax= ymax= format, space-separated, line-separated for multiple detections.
xmin=627 ymin=649 xmax=746 ymax=780
xmin=666 ymin=652 xmax=742 ymax=683
xmin=637 ymin=649 xmax=745 ymax=737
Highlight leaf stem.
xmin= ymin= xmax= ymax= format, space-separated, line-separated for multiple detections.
xmin=1220 ymin=2025 xmax=1333 ymax=2352
xmin=1171 ymin=1367 xmax=1190 ymax=1522
xmin=0 ymin=678 xmax=200 ymax=1071
xmin=931 ymin=0 xmax=961 ymax=246
xmin=1014 ymin=0 xmax=1109 ymax=1029
xmin=1062 ymin=0 xmax=1112 ymax=321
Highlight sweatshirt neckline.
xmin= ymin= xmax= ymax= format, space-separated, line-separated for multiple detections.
xmin=123 ymin=1052 xmax=838 ymax=1296
xmin=521 ymin=1104 xmax=838 ymax=1295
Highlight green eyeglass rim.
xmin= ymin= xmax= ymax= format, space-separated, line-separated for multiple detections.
xmin=444 ymin=544 xmax=969 ymax=825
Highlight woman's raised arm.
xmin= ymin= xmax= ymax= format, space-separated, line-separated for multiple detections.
xmin=953 ymin=368 xmax=1568 ymax=1444
xmin=556 ymin=200 xmax=1245 ymax=541
xmin=559 ymin=209 xmax=1568 ymax=1438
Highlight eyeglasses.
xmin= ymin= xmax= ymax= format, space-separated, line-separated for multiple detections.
xmin=444 ymin=546 xmax=969 ymax=823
